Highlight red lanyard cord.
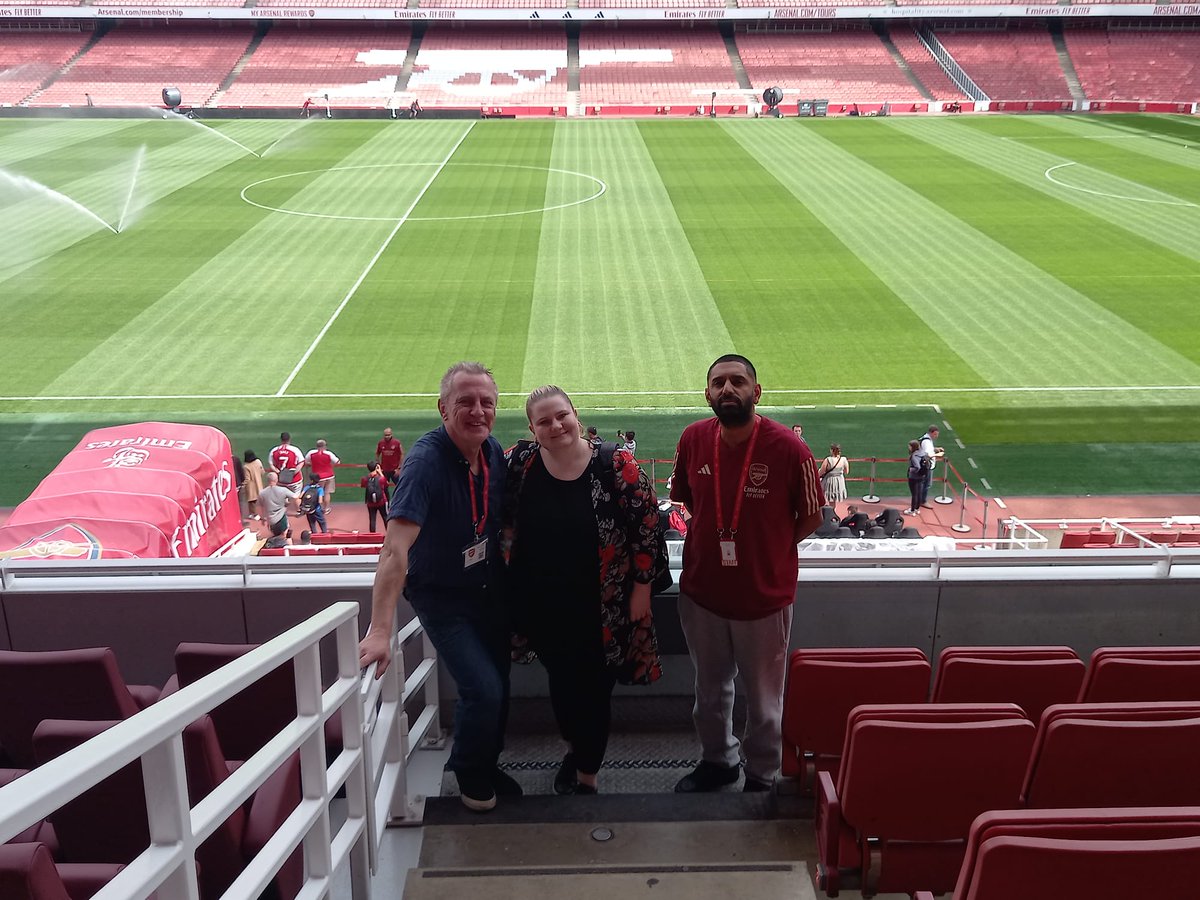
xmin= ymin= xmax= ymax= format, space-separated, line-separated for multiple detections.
xmin=713 ymin=415 xmax=761 ymax=538
xmin=467 ymin=460 xmax=489 ymax=537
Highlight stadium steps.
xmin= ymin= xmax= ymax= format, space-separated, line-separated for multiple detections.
xmin=918 ymin=25 xmax=988 ymax=102
xmin=1049 ymin=21 xmax=1086 ymax=102
xmin=567 ymin=89 xmax=580 ymax=118
xmin=22 ymin=22 xmax=110 ymax=106
xmin=395 ymin=22 xmax=426 ymax=92
xmin=206 ymin=21 xmax=270 ymax=108
xmin=873 ymin=21 xmax=935 ymax=101
xmin=566 ymin=22 xmax=580 ymax=93
xmin=720 ymin=23 xmax=752 ymax=91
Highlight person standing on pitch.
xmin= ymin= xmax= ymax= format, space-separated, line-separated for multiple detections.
xmin=670 ymin=354 xmax=824 ymax=793
xmin=376 ymin=427 xmax=405 ymax=485
xmin=358 ymin=362 xmax=520 ymax=812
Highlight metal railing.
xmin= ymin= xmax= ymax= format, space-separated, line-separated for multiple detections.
xmin=0 ymin=599 xmax=440 ymax=900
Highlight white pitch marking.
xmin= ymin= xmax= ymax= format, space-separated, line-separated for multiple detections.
xmin=943 ymin=420 xmax=952 ymax=431
xmin=1044 ymin=162 xmax=1199 ymax=208
xmin=932 ymin=404 xmax=942 ymax=414
xmin=955 ymin=438 xmax=966 ymax=450
xmin=875 ymin=404 xmax=897 ymax=408
xmin=968 ymin=458 xmax=978 ymax=469
xmin=275 ymin=123 xmax=475 ymax=397
xmin=835 ymin=404 xmax=856 ymax=409
xmin=980 ymin=478 xmax=993 ymax=491
xmin=993 ymin=497 xmax=1008 ymax=510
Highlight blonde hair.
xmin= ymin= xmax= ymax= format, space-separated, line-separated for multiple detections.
xmin=525 ymin=384 xmax=573 ymax=420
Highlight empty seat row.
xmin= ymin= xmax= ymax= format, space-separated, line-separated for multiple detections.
xmin=1060 ymin=528 xmax=1200 ymax=548
xmin=815 ymin=700 xmax=1200 ymax=896
xmin=783 ymin=645 xmax=1200 ymax=786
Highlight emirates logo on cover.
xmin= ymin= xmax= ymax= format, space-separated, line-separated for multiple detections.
xmin=749 ymin=463 xmax=769 ymax=486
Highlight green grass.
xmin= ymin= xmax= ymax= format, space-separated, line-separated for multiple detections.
xmin=0 ymin=114 xmax=1198 ymax=507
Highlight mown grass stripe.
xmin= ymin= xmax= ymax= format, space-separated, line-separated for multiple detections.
xmin=285 ymin=120 xmax=556 ymax=399
xmin=521 ymin=121 xmax=732 ymax=395
xmin=757 ymin=120 xmax=1200 ymax=388
xmin=640 ymin=121 xmax=973 ymax=391
xmin=880 ymin=117 xmax=1200 ymax=370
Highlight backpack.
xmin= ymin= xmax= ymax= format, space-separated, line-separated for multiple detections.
xmin=598 ymin=442 xmax=673 ymax=595
xmin=366 ymin=475 xmax=383 ymax=505
xmin=299 ymin=485 xmax=320 ymax=515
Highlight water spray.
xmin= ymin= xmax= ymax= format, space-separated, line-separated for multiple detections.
xmin=0 ymin=169 xmax=117 ymax=234
xmin=116 ymin=145 xmax=146 ymax=234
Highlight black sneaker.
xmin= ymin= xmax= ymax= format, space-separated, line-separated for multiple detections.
xmin=491 ymin=767 xmax=523 ymax=797
xmin=553 ymin=753 xmax=578 ymax=795
xmin=454 ymin=770 xmax=497 ymax=812
xmin=674 ymin=761 xmax=741 ymax=793
xmin=572 ymin=782 xmax=598 ymax=795
xmin=742 ymin=776 xmax=773 ymax=793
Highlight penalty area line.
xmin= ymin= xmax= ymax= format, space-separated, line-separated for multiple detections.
xmin=274 ymin=121 xmax=476 ymax=397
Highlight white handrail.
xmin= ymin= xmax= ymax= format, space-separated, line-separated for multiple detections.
xmin=0 ymin=601 xmax=374 ymax=900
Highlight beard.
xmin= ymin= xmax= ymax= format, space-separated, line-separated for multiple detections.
xmin=711 ymin=395 xmax=754 ymax=427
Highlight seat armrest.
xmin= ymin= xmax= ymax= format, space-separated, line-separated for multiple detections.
xmin=127 ymin=684 xmax=162 ymax=709
xmin=815 ymin=769 xmax=843 ymax=897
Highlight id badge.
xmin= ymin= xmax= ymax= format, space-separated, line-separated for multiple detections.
xmin=463 ymin=535 xmax=487 ymax=569
xmin=719 ymin=540 xmax=738 ymax=567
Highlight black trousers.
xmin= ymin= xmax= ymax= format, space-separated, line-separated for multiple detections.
xmin=908 ymin=477 xmax=922 ymax=513
xmin=535 ymin=639 xmax=617 ymax=775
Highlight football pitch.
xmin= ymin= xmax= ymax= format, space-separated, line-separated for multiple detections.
xmin=1 ymin=113 xmax=1198 ymax=506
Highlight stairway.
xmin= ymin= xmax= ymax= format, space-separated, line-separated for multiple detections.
xmin=566 ymin=90 xmax=580 ymax=118
xmin=566 ymin=21 xmax=581 ymax=94
xmin=917 ymin=25 xmax=988 ymax=102
xmin=206 ymin=21 xmax=269 ymax=108
xmin=873 ymin=22 xmax=934 ymax=101
xmin=719 ymin=23 xmax=753 ymax=91
xmin=22 ymin=23 xmax=109 ymax=106
xmin=1049 ymin=22 xmax=1087 ymax=103
xmin=406 ymin=791 xmax=815 ymax=900
xmin=395 ymin=22 xmax=427 ymax=93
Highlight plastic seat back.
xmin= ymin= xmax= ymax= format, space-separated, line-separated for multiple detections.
xmin=0 ymin=843 xmax=71 ymax=900
xmin=932 ymin=657 xmax=1085 ymax=723
xmin=0 ymin=649 xmax=142 ymax=769
xmin=1023 ymin=716 xmax=1200 ymax=809
xmin=1080 ymin=657 xmax=1200 ymax=703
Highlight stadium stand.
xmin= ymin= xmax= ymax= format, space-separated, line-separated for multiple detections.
xmin=578 ymin=25 xmax=739 ymax=109
xmin=736 ymin=28 xmax=926 ymax=102
xmin=888 ymin=24 xmax=968 ymax=101
xmin=218 ymin=23 xmax=411 ymax=109
xmin=935 ymin=25 xmax=1071 ymax=100
xmin=0 ymin=31 xmax=91 ymax=107
xmin=930 ymin=646 xmax=1086 ymax=723
xmin=34 ymin=23 xmax=255 ymax=108
xmin=1066 ymin=27 xmax=1200 ymax=102
xmin=406 ymin=24 xmax=567 ymax=109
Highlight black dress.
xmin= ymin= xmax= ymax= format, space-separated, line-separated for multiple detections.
xmin=512 ymin=455 xmax=616 ymax=775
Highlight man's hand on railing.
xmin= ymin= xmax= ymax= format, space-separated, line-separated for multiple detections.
xmin=359 ymin=629 xmax=393 ymax=678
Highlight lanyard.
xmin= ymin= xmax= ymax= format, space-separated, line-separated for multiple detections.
xmin=467 ymin=459 xmax=489 ymax=538
xmin=713 ymin=415 xmax=760 ymax=539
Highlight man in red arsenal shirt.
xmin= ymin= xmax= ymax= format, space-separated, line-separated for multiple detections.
xmin=670 ymin=354 xmax=824 ymax=793
xmin=269 ymin=432 xmax=305 ymax=495
xmin=376 ymin=427 xmax=405 ymax=485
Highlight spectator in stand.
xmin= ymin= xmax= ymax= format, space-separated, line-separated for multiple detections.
xmin=359 ymin=361 xmax=519 ymax=813
xmin=905 ymin=439 xmax=928 ymax=516
xmin=918 ymin=425 xmax=945 ymax=509
xmin=243 ymin=450 xmax=265 ymax=522
xmin=361 ymin=461 xmax=390 ymax=533
xmin=376 ymin=427 xmax=405 ymax=485
xmin=586 ymin=426 xmax=600 ymax=446
xmin=791 ymin=424 xmax=807 ymax=445
xmin=818 ymin=444 xmax=849 ymax=517
xmin=299 ymin=473 xmax=327 ymax=535
xmin=503 ymin=386 xmax=663 ymax=796
xmin=305 ymin=439 xmax=340 ymax=513
xmin=669 ymin=354 xmax=824 ymax=793
xmin=620 ymin=430 xmax=637 ymax=457
xmin=258 ymin=472 xmax=299 ymax=538
xmin=269 ymin=432 xmax=305 ymax=495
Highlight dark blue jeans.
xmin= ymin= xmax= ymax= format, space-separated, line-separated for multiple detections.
xmin=918 ymin=468 xmax=934 ymax=507
xmin=419 ymin=610 xmax=511 ymax=775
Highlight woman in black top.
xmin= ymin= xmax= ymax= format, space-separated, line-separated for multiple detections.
xmin=504 ymin=386 xmax=662 ymax=795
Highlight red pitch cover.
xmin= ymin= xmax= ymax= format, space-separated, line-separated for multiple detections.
xmin=0 ymin=422 xmax=242 ymax=560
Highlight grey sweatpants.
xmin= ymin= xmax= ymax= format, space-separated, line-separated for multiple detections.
xmin=677 ymin=593 xmax=793 ymax=783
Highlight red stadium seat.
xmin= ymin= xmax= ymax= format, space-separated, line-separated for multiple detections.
xmin=931 ymin=647 xmax=1085 ymax=723
xmin=0 ymin=841 xmax=125 ymax=900
xmin=815 ymin=706 xmax=1035 ymax=897
xmin=1078 ymin=647 xmax=1200 ymax=702
xmin=915 ymin=807 xmax=1200 ymax=900
xmin=1022 ymin=704 xmax=1200 ymax=809
xmin=781 ymin=648 xmax=929 ymax=786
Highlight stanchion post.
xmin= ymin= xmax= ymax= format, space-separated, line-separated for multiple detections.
xmin=979 ymin=498 xmax=990 ymax=546
xmin=862 ymin=457 xmax=880 ymax=504
xmin=952 ymin=482 xmax=972 ymax=533
xmin=936 ymin=461 xmax=954 ymax=505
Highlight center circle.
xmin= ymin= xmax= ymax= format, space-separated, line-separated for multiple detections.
xmin=240 ymin=162 xmax=606 ymax=223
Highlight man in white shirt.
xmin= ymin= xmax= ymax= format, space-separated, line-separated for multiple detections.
xmin=918 ymin=426 xmax=945 ymax=508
